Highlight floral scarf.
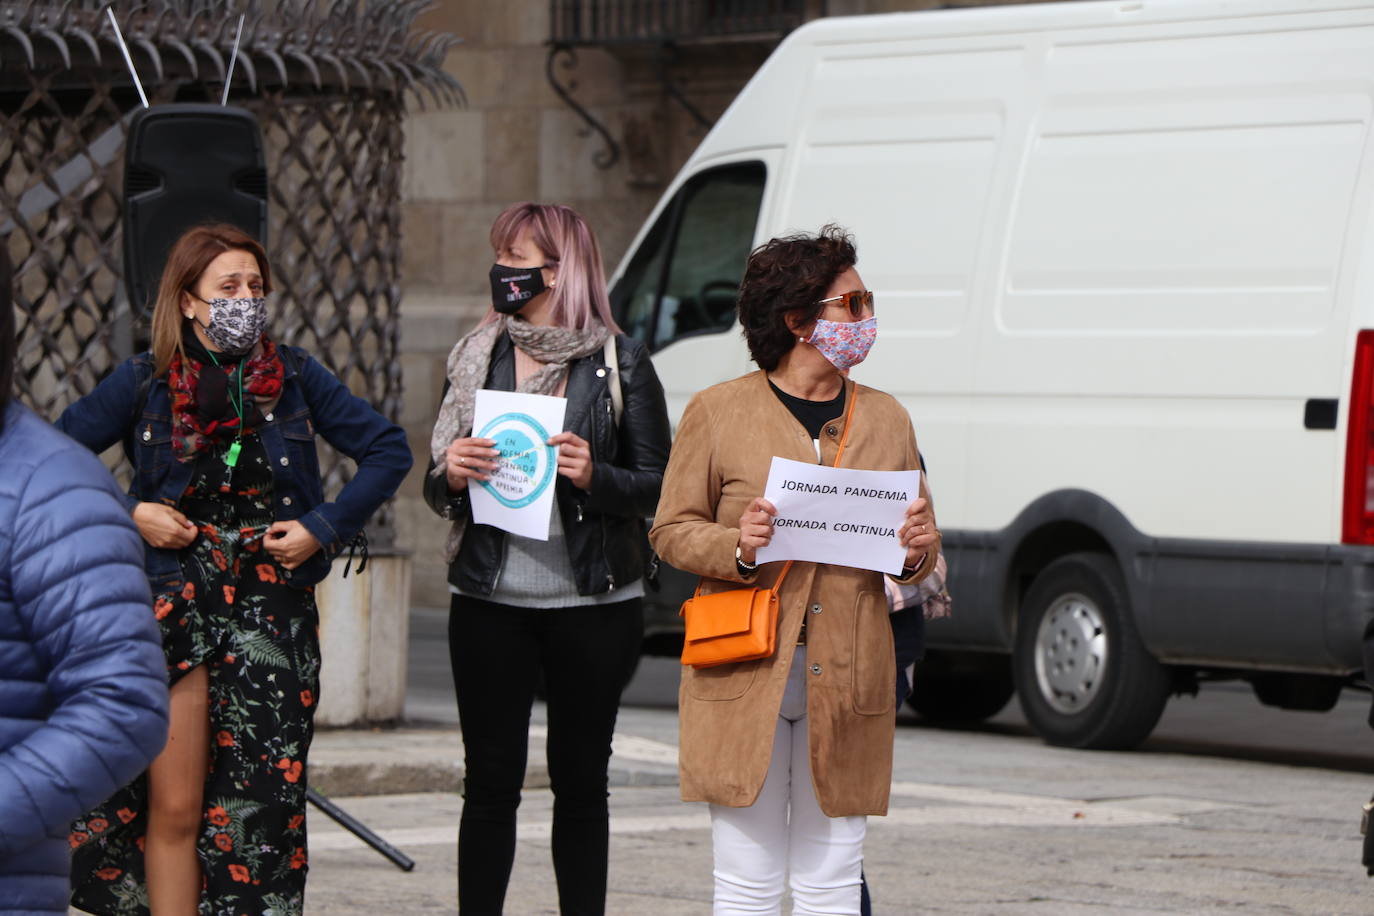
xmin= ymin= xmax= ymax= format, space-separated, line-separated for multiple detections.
xmin=169 ymin=334 xmax=285 ymax=462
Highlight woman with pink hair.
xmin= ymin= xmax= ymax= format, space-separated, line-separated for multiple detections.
xmin=424 ymin=202 xmax=671 ymax=914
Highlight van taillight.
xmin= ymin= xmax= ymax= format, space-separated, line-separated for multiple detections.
xmin=1343 ymin=330 xmax=1374 ymax=543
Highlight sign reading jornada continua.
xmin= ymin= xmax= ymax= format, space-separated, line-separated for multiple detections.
xmin=755 ymin=457 xmax=922 ymax=574
xmin=469 ymin=389 xmax=567 ymax=540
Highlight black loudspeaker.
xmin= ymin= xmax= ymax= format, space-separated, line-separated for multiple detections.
xmin=122 ymin=104 xmax=268 ymax=312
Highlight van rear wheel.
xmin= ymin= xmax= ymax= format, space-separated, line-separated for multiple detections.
xmin=1013 ymin=553 xmax=1170 ymax=750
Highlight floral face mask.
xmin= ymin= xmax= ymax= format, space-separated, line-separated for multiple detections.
xmin=805 ymin=316 xmax=877 ymax=371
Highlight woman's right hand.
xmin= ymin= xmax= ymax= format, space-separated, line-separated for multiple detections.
xmin=737 ymin=497 xmax=777 ymax=565
xmin=445 ymin=437 xmax=500 ymax=491
xmin=132 ymin=501 xmax=198 ymax=549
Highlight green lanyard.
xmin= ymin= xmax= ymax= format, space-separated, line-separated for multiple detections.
xmin=205 ymin=350 xmax=246 ymax=468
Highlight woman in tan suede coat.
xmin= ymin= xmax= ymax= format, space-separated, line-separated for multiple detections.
xmin=650 ymin=226 xmax=939 ymax=915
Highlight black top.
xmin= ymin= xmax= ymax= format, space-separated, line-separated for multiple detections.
xmin=769 ymin=379 xmax=845 ymax=441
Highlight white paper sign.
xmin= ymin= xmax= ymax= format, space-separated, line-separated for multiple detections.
xmin=469 ymin=389 xmax=568 ymax=541
xmin=755 ymin=457 xmax=921 ymax=574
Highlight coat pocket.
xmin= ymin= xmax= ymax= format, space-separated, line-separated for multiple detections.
xmin=851 ymin=588 xmax=895 ymax=716
xmin=278 ymin=411 xmax=321 ymax=487
xmin=135 ymin=425 xmax=172 ymax=495
xmin=685 ymin=657 xmax=760 ymax=702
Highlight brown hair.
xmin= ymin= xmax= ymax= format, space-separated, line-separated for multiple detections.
xmin=150 ymin=224 xmax=273 ymax=376
xmin=736 ymin=225 xmax=857 ymax=371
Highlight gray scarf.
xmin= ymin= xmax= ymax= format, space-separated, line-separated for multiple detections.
xmin=429 ymin=315 xmax=609 ymax=562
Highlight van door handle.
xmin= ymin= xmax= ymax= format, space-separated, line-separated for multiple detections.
xmin=1305 ymin=399 xmax=1338 ymax=430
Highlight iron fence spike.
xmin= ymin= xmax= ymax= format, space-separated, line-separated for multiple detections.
xmin=369 ymin=56 xmax=396 ymax=93
xmin=34 ymin=26 xmax=70 ymax=68
xmin=53 ymin=0 xmax=76 ymax=31
xmin=4 ymin=24 xmax=36 ymax=67
xmin=242 ymin=10 xmax=269 ymax=46
xmin=344 ymin=53 xmax=370 ymax=90
xmin=259 ymin=45 xmax=288 ymax=86
xmin=286 ymin=47 xmax=322 ymax=89
xmin=150 ymin=7 xmax=177 ymax=38
xmin=131 ymin=36 xmax=163 ymax=82
xmin=234 ymin=44 xmax=256 ymax=91
xmin=65 ymin=23 xmax=100 ymax=64
xmin=191 ymin=37 xmax=225 ymax=80
xmin=165 ymin=35 xmax=197 ymax=77
xmin=210 ymin=6 xmax=236 ymax=43
xmin=305 ymin=17 xmax=331 ymax=53
xmin=318 ymin=50 xmax=348 ymax=89
xmin=390 ymin=57 xmax=418 ymax=99
xmin=0 ymin=0 xmax=463 ymax=102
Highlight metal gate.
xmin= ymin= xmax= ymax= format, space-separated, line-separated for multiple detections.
xmin=0 ymin=1 xmax=462 ymax=541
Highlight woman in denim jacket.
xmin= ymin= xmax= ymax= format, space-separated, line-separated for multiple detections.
xmin=57 ymin=224 xmax=411 ymax=916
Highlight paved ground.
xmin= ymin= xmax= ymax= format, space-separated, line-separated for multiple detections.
xmin=305 ymin=715 xmax=1374 ymax=914
xmin=297 ymin=606 xmax=1374 ymax=912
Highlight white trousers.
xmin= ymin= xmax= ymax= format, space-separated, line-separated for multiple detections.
xmin=709 ymin=649 xmax=867 ymax=915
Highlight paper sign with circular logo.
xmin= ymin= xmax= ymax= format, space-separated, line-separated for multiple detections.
xmin=477 ymin=412 xmax=557 ymax=508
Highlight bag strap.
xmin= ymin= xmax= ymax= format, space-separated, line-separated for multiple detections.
xmin=697 ymin=378 xmax=860 ymax=598
xmin=830 ymin=377 xmax=858 ymax=468
xmin=603 ymin=335 xmax=623 ymax=428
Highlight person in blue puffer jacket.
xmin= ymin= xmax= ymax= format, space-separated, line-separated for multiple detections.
xmin=0 ymin=249 xmax=170 ymax=915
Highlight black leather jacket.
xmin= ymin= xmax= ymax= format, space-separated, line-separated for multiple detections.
xmin=423 ymin=331 xmax=670 ymax=597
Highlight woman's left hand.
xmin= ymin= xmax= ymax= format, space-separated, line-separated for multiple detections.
xmin=897 ymin=496 xmax=939 ymax=572
xmin=548 ymin=431 xmax=593 ymax=491
xmin=264 ymin=520 xmax=322 ymax=570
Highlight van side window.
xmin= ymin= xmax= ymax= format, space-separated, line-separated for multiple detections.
xmin=611 ymin=162 xmax=766 ymax=352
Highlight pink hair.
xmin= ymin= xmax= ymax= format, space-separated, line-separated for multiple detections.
xmin=487 ymin=202 xmax=621 ymax=333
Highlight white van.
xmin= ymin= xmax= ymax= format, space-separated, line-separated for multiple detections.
xmin=609 ymin=0 xmax=1374 ymax=749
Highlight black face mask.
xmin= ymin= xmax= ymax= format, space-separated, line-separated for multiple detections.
xmin=489 ymin=263 xmax=547 ymax=315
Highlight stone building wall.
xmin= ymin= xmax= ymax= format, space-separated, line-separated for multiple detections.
xmin=397 ymin=0 xmax=1064 ymax=607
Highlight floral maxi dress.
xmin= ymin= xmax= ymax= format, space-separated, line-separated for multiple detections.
xmin=71 ymin=434 xmax=321 ymax=916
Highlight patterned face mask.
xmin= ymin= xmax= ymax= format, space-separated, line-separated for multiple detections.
xmin=194 ymin=296 xmax=268 ymax=355
xmin=805 ymin=316 xmax=877 ymax=371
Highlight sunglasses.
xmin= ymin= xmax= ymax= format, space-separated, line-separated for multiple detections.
xmin=817 ymin=289 xmax=874 ymax=319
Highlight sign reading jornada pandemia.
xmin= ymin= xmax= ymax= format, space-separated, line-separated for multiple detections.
xmin=754 ymin=457 xmax=922 ymax=574
xmin=469 ymin=389 xmax=567 ymax=541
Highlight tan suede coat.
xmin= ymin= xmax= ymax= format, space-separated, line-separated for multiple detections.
xmin=650 ymin=371 xmax=937 ymax=817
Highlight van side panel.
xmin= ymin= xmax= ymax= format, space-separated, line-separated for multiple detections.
xmin=978 ymin=18 xmax=1374 ymax=664
xmin=978 ymin=23 xmax=1374 ymax=544
xmin=777 ymin=41 xmax=1031 ymax=527
xmin=621 ymin=2 xmax=1374 ymax=678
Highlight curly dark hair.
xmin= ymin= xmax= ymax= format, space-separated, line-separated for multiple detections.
xmin=736 ymin=224 xmax=857 ymax=371
xmin=0 ymin=246 xmax=12 ymax=427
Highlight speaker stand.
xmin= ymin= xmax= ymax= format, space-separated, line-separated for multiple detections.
xmin=306 ymin=787 xmax=416 ymax=872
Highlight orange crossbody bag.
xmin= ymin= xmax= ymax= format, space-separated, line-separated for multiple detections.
xmin=679 ymin=385 xmax=857 ymax=669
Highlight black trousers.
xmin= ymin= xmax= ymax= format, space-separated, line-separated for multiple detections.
xmin=448 ymin=594 xmax=644 ymax=915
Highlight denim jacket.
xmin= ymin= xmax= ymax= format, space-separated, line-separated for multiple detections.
xmin=55 ymin=347 xmax=412 ymax=591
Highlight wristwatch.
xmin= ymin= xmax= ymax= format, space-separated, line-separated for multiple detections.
xmin=736 ymin=545 xmax=758 ymax=577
